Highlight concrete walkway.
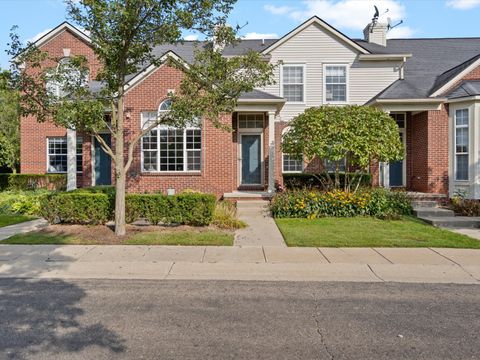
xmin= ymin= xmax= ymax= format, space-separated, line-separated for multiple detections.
xmin=0 ymin=219 xmax=47 ymax=241
xmin=1 ymin=244 xmax=479 ymax=284
xmin=234 ymin=201 xmax=286 ymax=247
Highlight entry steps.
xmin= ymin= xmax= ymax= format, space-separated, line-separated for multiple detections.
xmin=413 ymin=200 xmax=480 ymax=228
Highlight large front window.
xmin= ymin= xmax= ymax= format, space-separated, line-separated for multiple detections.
xmin=47 ymin=137 xmax=83 ymax=173
xmin=282 ymin=65 xmax=305 ymax=103
xmin=141 ymin=101 xmax=201 ymax=172
xmin=455 ymin=109 xmax=469 ymax=181
xmin=324 ymin=65 xmax=347 ymax=103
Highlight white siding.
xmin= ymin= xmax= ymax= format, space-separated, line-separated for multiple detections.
xmin=261 ymin=23 xmax=400 ymax=121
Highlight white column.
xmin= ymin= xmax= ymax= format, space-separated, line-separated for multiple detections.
xmin=66 ymin=128 xmax=77 ymax=191
xmin=268 ymin=111 xmax=276 ymax=193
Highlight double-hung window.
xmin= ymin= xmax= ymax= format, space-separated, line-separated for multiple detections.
xmin=141 ymin=100 xmax=201 ymax=172
xmin=47 ymin=137 xmax=83 ymax=173
xmin=455 ymin=109 xmax=469 ymax=181
xmin=324 ymin=65 xmax=347 ymax=103
xmin=324 ymin=159 xmax=346 ymax=172
xmin=282 ymin=154 xmax=303 ymax=173
xmin=282 ymin=65 xmax=305 ymax=103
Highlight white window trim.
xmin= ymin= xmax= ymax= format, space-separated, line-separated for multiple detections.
xmin=282 ymin=153 xmax=304 ymax=174
xmin=140 ymin=111 xmax=202 ymax=173
xmin=280 ymin=63 xmax=307 ymax=104
xmin=323 ymin=63 xmax=349 ymax=105
xmin=454 ymin=108 xmax=469 ymax=182
xmin=46 ymin=136 xmax=83 ymax=174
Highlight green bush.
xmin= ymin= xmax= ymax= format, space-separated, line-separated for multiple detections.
xmin=39 ymin=188 xmax=217 ymax=226
xmin=270 ymin=188 xmax=412 ymax=219
xmin=0 ymin=190 xmax=50 ymax=216
xmin=0 ymin=174 xmax=66 ymax=191
xmin=126 ymin=192 xmax=216 ymax=226
xmin=282 ymin=172 xmax=372 ymax=190
xmin=40 ymin=192 xmax=111 ymax=225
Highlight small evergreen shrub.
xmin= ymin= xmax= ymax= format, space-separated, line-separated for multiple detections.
xmin=0 ymin=174 xmax=66 ymax=191
xmin=40 ymin=192 xmax=111 ymax=225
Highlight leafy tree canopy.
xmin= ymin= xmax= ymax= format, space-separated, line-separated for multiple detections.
xmin=0 ymin=70 xmax=20 ymax=172
xmin=282 ymin=105 xmax=403 ymax=192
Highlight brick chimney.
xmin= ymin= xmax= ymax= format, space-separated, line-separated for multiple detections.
xmin=363 ymin=22 xmax=388 ymax=47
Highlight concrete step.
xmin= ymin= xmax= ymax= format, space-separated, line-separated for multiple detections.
xmin=411 ymin=200 xmax=438 ymax=208
xmin=223 ymin=192 xmax=274 ymax=201
xmin=413 ymin=207 xmax=455 ymax=218
xmin=419 ymin=216 xmax=480 ymax=228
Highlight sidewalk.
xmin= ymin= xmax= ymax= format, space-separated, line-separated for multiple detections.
xmin=0 ymin=219 xmax=47 ymax=241
xmin=1 ymin=245 xmax=479 ymax=284
xmin=234 ymin=201 xmax=286 ymax=246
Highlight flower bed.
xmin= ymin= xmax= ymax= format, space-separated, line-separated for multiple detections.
xmin=270 ymin=188 xmax=412 ymax=219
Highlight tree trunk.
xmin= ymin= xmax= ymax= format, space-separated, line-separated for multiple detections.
xmin=114 ymin=90 xmax=126 ymax=237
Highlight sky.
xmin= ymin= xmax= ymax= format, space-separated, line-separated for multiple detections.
xmin=1 ymin=0 xmax=480 ymax=68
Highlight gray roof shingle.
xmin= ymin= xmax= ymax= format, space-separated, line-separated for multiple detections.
xmin=356 ymin=38 xmax=480 ymax=99
xmin=446 ymin=80 xmax=480 ymax=99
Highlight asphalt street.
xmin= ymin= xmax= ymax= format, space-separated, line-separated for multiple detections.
xmin=0 ymin=279 xmax=479 ymax=359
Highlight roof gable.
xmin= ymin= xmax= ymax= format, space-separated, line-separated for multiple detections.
xmin=261 ymin=16 xmax=370 ymax=55
xmin=430 ymin=55 xmax=480 ymax=96
xmin=32 ymin=22 xmax=91 ymax=48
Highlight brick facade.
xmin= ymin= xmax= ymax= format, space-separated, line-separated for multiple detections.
xmin=21 ymin=26 xmax=477 ymax=197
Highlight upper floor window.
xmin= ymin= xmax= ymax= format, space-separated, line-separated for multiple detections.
xmin=141 ymin=99 xmax=201 ymax=172
xmin=455 ymin=109 xmax=469 ymax=181
xmin=324 ymin=65 xmax=347 ymax=103
xmin=46 ymin=57 xmax=89 ymax=97
xmin=282 ymin=65 xmax=305 ymax=103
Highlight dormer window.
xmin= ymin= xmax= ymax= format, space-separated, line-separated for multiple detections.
xmin=324 ymin=65 xmax=348 ymax=103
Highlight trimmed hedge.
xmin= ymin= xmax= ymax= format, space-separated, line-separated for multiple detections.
xmin=282 ymin=172 xmax=372 ymax=190
xmin=40 ymin=188 xmax=216 ymax=226
xmin=40 ymin=192 xmax=111 ymax=225
xmin=126 ymin=192 xmax=216 ymax=226
xmin=0 ymin=174 xmax=66 ymax=191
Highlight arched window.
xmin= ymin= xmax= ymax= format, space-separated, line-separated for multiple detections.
xmin=140 ymin=98 xmax=202 ymax=173
xmin=281 ymin=127 xmax=303 ymax=173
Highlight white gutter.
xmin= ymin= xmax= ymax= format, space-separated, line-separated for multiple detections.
xmin=358 ymin=54 xmax=412 ymax=61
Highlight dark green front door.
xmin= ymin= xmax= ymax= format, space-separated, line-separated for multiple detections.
xmin=94 ymin=134 xmax=111 ymax=185
xmin=241 ymin=135 xmax=261 ymax=185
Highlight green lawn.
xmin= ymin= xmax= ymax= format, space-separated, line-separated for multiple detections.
xmin=275 ymin=217 xmax=480 ymax=248
xmin=3 ymin=229 xmax=234 ymax=246
xmin=0 ymin=214 xmax=35 ymax=228
xmin=125 ymin=230 xmax=233 ymax=246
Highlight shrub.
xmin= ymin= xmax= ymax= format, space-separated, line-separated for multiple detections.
xmin=126 ymin=192 xmax=216 ymax=226
xmin=270 ymin=188 xmax=412 ymax=219
xmin=39 ymin=188 xmax=217 ymax=226
xmin=282 ymin=173 xmax=372 ymax=190
xmin=451 ymin=197 xmax=480 ymax=216
xmin=0 ymin=174 xmax=66 ymax=191
xmin=212 ymin=201 xmax=246 ymax=229
xmin=40 ymin=192 xmax=111 ymax=225
xmin=0 ymin=190 xmax=50 ymax=216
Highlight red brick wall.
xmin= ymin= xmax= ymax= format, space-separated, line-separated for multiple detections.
xmin=20 ymin=28 xmax=98 ymax=186
xmin=123 ymin=65 xmax=237 ymax=197
xmin=407 ymin=106 xmax=449 ymax=194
